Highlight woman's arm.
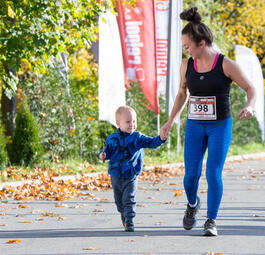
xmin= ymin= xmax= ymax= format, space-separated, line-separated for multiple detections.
xmin=160 ymin=59 xmax=189 ymax=138
xmin=223 ymin=57 xmax=257 ymax=119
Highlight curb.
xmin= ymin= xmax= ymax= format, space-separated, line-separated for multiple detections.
xmin=1 ymin=152 xmax=265 ymax=190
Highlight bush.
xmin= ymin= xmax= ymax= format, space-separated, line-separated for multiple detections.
xmin=0 ymin=121 xmax=8 ymax=169
xmin=23 ymin=66 xmax=115 ymax=162
xmin=9 ymin=99 xmax=43 ymax=165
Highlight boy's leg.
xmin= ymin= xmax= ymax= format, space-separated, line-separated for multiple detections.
xmin=111 ymin=176 xmax=124 ymax=215
xmin=205 ymin=116 xmax=232 ymax=220
xmin=122 ymin=176 xmax=138 ymax=220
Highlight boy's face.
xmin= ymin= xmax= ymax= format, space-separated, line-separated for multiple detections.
xmin=116 ymin=111 xmax=137 ymax=134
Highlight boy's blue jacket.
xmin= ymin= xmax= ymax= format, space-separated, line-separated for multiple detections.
xmin=99 ymin=129 xmax=166 ymax=179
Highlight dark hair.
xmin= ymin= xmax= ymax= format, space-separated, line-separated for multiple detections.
xmin=180 ymin=7 xmax=213 ymax=46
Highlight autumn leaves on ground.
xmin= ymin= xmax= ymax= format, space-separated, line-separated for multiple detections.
xmin=0 ymin=165 xmax=185 ymax=201
xmin=0 ymin=164 xmax=186 ymax=249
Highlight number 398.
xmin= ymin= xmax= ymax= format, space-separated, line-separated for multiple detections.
xmin=194 ymin=104 xmax=208 ymax=112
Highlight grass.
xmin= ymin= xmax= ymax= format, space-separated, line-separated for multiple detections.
xmin=144 ymin=142 xmax=265 ymax=165
xmin=0 ymin=142 xmax=264 ymax=183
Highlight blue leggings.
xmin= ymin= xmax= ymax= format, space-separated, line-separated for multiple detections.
xmin=184 ymin=116 xmax=232 ymax=220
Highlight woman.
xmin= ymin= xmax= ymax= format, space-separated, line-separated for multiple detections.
xmin=160 ymin=7 xmax=256 ymax=236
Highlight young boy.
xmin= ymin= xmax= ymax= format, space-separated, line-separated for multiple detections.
xmin=99 ymin=106 xmax=167 ymax=232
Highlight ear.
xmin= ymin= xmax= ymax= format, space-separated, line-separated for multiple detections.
xmin=199 ymin=40 xmax=206 ymax=48
xmin=116 ymin=120 xmax=120 ymax=127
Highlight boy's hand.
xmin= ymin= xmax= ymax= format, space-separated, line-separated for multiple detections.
xmin=159 ymin=130 xmax=167 ymax=141
xmin=99 ymin=152 xmax=106 ymax=161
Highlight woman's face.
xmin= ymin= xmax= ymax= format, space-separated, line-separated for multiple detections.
xmin=181 ymin=34 xmax=202 ymax=59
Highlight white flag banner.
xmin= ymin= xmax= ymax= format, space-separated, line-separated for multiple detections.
xmin=98 ymin=10 xmax=126 ymax=127
xmin=235 ymin=45 xmax=264 ymax=141
xmin=167 ymin=0 xmax=183 ymax=123
xmin=155 ymin=0 xmax=170 ymax=96
xmin=155 ymin=0 xmax=182 ymax=124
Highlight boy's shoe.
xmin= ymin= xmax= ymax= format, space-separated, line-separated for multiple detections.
xmin=203 ymin=218 xmax=218 ymax=236
xmin=183 ymin=196 xmax=201 ymax=230
xmin=124 ymin=218 xmax=134 ymax=232
xmin=121 ymin=214 xmax=125 ymax=226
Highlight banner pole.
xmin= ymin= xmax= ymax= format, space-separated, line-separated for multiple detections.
xmin=165 ymin=0 xmax=173 ymax=153
xmin=157 ymin=114 xmax=160 ymax=136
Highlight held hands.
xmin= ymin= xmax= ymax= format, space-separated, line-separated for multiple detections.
xmin=160 ymin=121 xmax=173 ymax=140
xmin=99 ymin=152 xmax=106 ymax=161
xmin=238 ymin=106 xmax=254 ymax=119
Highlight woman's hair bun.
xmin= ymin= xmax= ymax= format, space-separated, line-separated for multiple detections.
xmin=180 ymin=7 xmax=201 ymax=24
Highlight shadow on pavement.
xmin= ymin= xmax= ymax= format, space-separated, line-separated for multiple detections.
xmin=1 ymin=224 xmax=265 ymax=238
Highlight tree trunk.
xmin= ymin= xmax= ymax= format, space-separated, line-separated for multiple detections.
xmin=1 ymin=68 xmax=17 ymax=138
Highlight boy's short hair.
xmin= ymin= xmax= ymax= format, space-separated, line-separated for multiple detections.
xmin=115 ymin=106 xmax=136 ymax=121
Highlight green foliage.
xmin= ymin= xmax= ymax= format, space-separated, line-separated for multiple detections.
xmin=0 ymin=120 xmax=8 ymax=169
xmin=0 ymin=0 xmax=109 ymax=74
xmin=9 ymin=99 xmax=43 ymax=165
xmin=24 ymin=66 xmax=115 ymax=162
xmin=230 ymin=84 xmax=262 ymax=145
xmin=23 ymin=68 xmax=76 ymax=160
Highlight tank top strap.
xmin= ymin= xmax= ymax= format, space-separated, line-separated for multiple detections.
xmin=186 ymin=57 xmax=194 ymax=77
xmin=214 ymin=53 xmax=224 ymax=72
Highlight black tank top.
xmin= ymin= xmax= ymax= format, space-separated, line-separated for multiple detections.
xmin=185 ymin=54 xmax=232 ymax=120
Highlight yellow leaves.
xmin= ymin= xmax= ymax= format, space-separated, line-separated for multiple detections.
xmin=69 ymin=128 xmax=75 ymax=136
xmin=8 ymin=6 xmax=15 ymax=18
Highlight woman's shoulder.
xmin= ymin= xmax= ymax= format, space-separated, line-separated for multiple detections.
xmin=180 ymin=58 xmax=192 ymax=79
xmin=182 ymin=58 xmax=191 ymax=66
xmin=222 ymin=56 xmax=238 ymax=78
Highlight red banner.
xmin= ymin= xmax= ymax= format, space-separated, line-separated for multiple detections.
xmin=116 ymin=0 xmax=159 ymax=114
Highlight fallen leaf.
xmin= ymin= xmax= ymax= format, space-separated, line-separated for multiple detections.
xmin=7 ymin=239 xmax=21 ymax=244
xmin=58 ymin=216 xmax=67 ymax=221
xmin=19 ymin=220 xmax=33 ymax=223
xmin=92 ymin=209 xmax=104 ymax=212
xmin=174 ymin=191 xmax=182 ymax=197
xmin=125 ymin=239 xmax=135 ymax=242
xmin=18 ymin=204 xmax=28 ymax=208
xmin=253 ymin=214 xmax=265 ymax=217
xmin=83 ymin=246 xmax=100 ymax=250
xmin=35 ymin=218 xmax=45 ymax=221
xmin=55 ymin=203 xmax=68 ymax=208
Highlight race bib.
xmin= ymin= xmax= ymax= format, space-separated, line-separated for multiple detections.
xmin=188 ymin=96 xmax=217 ymax=120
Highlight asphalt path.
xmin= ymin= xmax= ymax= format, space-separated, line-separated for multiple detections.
xmin=0 ymin=158 xmax=265 ymax=255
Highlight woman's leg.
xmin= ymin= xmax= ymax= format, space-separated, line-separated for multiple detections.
xmin=184 ymin=119 xmax=208 ymax=205
xmin=205 ymin=116 xmax=232 ymax=220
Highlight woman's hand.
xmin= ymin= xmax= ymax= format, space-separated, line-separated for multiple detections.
xmin=160 ymin=121 xmax=173 ymax=140
xmin=238 ymin=106 xmax=254 ymax=119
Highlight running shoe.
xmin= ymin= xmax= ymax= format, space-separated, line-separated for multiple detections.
xmin=121 ymin=214 xmax=125 ymax=226
xmin=203 ymin=218 xmax=218 ymax=236
xmin=183 ymin=196 xmax=201 ymax=230
xmin=124 ymin=218 xmax=134 ymax=232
